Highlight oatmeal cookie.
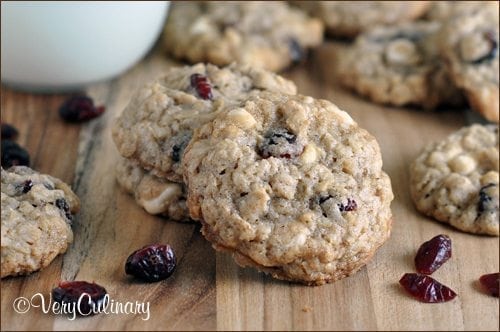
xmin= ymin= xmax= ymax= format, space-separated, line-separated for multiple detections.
xmin=426 ymin=1 xmax=498 ymax=22
xmin=163 ymin=1 xmax=323 ymax=72
xmin=183 ymin=93 xmax=393 ymax=285
xmin=116 ymin=158 xmax=189 ymax=221
xmin=439 ymin=7 xmax=499 ymax=122
xmin=1 ymin=166 xmax=80 ymax=277
xmin=337 ymin=21 xmax=464 ymax=109
xmin=294 ymin=1 xmax=430 ymax=38
xmin=410 ymin=125 xmax=499 ymax=236
xmin=112 ymin=63 xmax=296 ymax=182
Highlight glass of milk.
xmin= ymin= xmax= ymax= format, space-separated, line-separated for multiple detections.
xmin=1 ymin=1 xmax=169 ymax=92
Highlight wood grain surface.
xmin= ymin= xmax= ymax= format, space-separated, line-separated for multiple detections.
xmin=1 ymin=41 xmax=498 ymax=331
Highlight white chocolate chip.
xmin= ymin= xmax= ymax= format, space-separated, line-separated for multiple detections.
xmin=137 ymin=181 xmax=182 ymax=215
xmin=300 ymin=144 xmax=318 ymax=164
xmin=190 ymin=17 xmax=215 ymax=35
xmin=385 ymin=39 xmax=422 ymax=65
xmin=448 ymin=154 xmax=476 ymax=174
xmin=227 ymin=108 xmax=257 ymax=129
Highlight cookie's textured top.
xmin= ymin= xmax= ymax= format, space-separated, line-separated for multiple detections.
xmin=337 ymin=22 xmax=463 ymax=109
xmin=112 ymin=63 xmax=297 ymax=183
xmin=116 ymin=158 xmax=189 ymax=221
xmin=183 ymin=93 xmax=393 ymax=285
xmin=294 ymin=1 xmax=430 ymax=38
xmin=1 ymin=166 xmax=80 ymax=277
xmin=410 ymin=125 xmax=499 ymax=236
xmin=439 ymin=7 xmax=499 ymax=122
xmin=163 ymin=1 xmax=323 ymax=72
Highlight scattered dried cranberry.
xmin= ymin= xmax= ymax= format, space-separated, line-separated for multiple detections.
xmin=190 ymin=73 xmax=213 ymax=100
xmin=22 ymin=180 xmax=33 ymax=194
xmin=289 ymin=38 xmax=304 ymax=63
xmin=339 ymin=198 xmax=357 ymax=212
xmin=55 ymin=198 xmax=73 ymax=222
xmin=258 ymin=129 xmax=302 ymax=159
xmin=52 ymin=281 xmax=108 ymax=315
xmin=399 ymin=273 xmax=457 ymax=303
xmin=1 ymin=123 xmax=19 ymax=140
xmin=1 ymin=140 xmax=30 ymax=168
xmin=415 ymin=234 xmax=452 ymax=275
xmin=59 ymin=95 xmax=105 ymax=123
xmin=125 ymin=244 xmax=176 ymax=282
xmin=479 ymin=273 xmax=499 ymax=297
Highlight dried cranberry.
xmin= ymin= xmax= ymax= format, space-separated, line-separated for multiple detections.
xmin=339 ymin=198 xmax=357 ymax=212
xmin=59 ymin=95 xmax=105 ymax=123
xmin=479 ymin=273 xmax=499 ymax=297
xmin=22 ymin=180 xmax=33 ymax=194
xmin=1 ymin=123 xmax=19 ymax=140
xmin=52 ymin=281 xmax=108 ymax=315
xmin=190 ymin=73 xmax=213 ymax=100
xmin=471 ymin=31 xmax=498 ymax=64
xmin=55 ymin=198 xmax=73 ymax=222
xmin=258 ymin=129 xmax=302 ymax=159
xmin=289 ymin=38 xmax=304 ymax=63
xmin=415 ymin=234 xmax=452 ymax=275
xmin=399 ymin=273 xmax=457 ymax=303
xmin=477 ymin=183 xmax=496 ymax=214
xmin=1 ymin=140 xmax=30 ymax=168
xmin=125 ymin=244 xmax=176 ymax=282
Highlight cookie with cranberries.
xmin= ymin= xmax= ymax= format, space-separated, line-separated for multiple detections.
xmin=112 ymin=63 xmax=296 ymax=183
xmin=438 ymin=5 xmax=499 ymax=122
xmin=183 ymin=93 xmax=393 ymax=285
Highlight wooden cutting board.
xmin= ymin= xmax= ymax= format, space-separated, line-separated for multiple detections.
xmin=1 ymin=42 xmax=498 ymax=331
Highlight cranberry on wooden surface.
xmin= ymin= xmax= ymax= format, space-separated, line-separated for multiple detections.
xmin=399 ymin=273 xmax=457 ymax=303
xmin=1 ymin=123 xmax=19 ymax=140
xmin=52 ymin=281 xmax=108 ymax=315
xmin=58 ymin=95 xmax=105 ymax=123
xmin=479 ymin=273 xmax=499 ymax=297
xmin=1 ymin=140 xmax=30 ymax=168
xmin=415 ymin=234 xmax=452 ymax=275
xmin=125 ymin=244 xmax=176 ymax=282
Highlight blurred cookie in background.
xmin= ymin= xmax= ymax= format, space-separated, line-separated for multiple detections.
xmin=336 ymin=22 xmax=464 ymax=109
xmin=293 ymin=1 xmax=430 ymax=38
xmin=163 ymin=1 xmax=323 ymax=72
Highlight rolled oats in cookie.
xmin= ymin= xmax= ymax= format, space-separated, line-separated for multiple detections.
xmin=112 ymin=63 xmax=296 ymax=183
xmin=1 ymin=166 xmax=80 ymax=278
xmin=116 ymin=158 xmax=189 ymax=221
xmin=163 ymin=1 xmax=323 ymax=72
xmin=410 ymin=124 xmax=499 ymax=236
xmin=439 ymin=7 xmax=499 ymax=123
xmin=294 ymin=1 xmax=430 ymax=38
xmin=183 ymin=93 xmax=393 ymax=285
xmin=337 ymin=21 xmax=464 ymax=109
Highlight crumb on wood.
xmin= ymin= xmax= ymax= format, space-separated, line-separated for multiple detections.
xmin=302 ymin=305 xmax=312 ymax=313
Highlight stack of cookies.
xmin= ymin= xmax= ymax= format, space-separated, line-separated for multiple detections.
xmin=112 ymin=63 xmax=394 ymax=285
xmin=112 ymin=63 xmax=297 ymax=222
